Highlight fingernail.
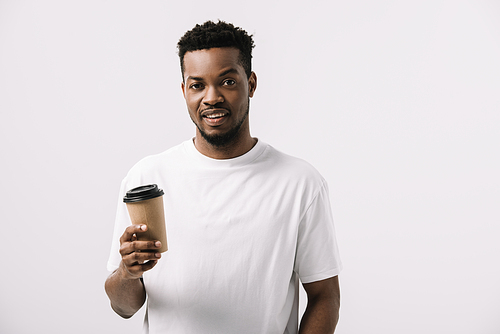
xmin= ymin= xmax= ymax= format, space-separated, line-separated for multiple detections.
xmin=155 ymin=241 xmax=161 ymax=248
xmin=141 ymin=225 xmax=147 ymax=231
xmin=155 ymin=253 xmax=161 ymax=258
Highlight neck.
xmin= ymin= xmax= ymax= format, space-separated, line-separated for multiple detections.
xmin=193 ymin=131 xmax=257 ymax=159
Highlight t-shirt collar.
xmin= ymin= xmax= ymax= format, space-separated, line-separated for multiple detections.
xmin=184 ymin=137 xmax=266 ymax=168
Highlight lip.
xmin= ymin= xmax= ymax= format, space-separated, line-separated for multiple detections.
xmin=201 ymin=108 xmax=230 ymax=127
xmin=202 ymin=113 xmax=228 ymax=127
xmin=201 ymin=108 xmax=229 ymax=117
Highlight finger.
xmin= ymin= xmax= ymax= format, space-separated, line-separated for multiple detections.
xmin=122 ymin=252 xmax=161 ymax=272
xmin=125 ymin=260 xmax=159 ymax=279
xmin=120 ymin=240 xmax=162 ymax=256
xmin=122 ymin=249 xmax=161 ymax=265
xmin=140 ymin=259 xmax=158 ymax=272
xmin=119 ymin=224 xmax=147 ymax=245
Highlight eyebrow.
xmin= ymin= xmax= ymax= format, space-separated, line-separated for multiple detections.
xmin=186 ymin=68 xmax=239 ymax=82
xmin=219 ymin=68 xmax=239 ymax=77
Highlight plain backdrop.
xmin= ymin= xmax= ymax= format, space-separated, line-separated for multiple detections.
xmin=1 ymin=0 xmax=499 ymax=333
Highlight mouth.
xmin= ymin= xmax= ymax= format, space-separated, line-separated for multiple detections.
xmin=201 ymin=109 xmax=230 ymax=127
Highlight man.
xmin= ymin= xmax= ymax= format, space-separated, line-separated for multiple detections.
xmin=105 ymin=20 xmax=342 ymax=333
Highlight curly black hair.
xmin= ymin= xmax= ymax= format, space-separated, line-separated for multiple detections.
xmin=177 ymin=20 xmax=255 ymax=80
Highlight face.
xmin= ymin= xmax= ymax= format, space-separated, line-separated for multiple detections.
xmin=181 ymin=47 xmax=257 ymax=148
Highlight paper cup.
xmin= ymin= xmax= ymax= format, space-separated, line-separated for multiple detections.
xmin=123 ymin=184 xmax=168 ymax=253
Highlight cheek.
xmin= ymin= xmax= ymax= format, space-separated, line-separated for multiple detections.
xmin=227 ymin=89 xmax=246 ymax=105
xmin=236 ymin=92 xmax=250 ymax=107
xmin=185 ymin=95 xmax=200 ymax=111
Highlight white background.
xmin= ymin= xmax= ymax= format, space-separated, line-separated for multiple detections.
xmin=1 ymin=0 xmax=499 ymax=333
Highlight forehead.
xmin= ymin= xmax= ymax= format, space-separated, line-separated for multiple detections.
xmin=183 ymin=47 xmax=244 ymax=79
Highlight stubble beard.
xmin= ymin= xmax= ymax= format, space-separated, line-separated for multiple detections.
xmin=193 ymin=101 xmax=250 ymax=148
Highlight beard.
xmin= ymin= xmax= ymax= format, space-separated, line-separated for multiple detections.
xmin=194 ymin=102 xmax=249 ymax=148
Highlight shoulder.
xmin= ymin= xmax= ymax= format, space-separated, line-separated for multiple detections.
xmin=124 ymin=140 xmax=189 ymax=182
xmin=263 ymin=144 xmax=324 ymax=176
xmin=259 ymin=143 xmax=327 ymax=189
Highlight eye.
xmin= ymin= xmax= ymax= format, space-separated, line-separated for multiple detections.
xmin=223 ymin=79 xmax=236 ymax=86
xmin=189 ymin=83 xmax=204 ymax=90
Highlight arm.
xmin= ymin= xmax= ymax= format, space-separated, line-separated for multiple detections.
xmin=299 ymin=276 xmax=341 ymax=334
xmin=104 ymin=224 xmax=162 ymax=318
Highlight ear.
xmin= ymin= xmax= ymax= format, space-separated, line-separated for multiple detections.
xmin=248 ymin=72 xmax=257 ymax=98
xmin=181 ymin=81 xmax=186 ymax=99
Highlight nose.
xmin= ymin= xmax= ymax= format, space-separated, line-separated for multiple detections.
xmin=202 ymin=85 xmax=224 ymax=106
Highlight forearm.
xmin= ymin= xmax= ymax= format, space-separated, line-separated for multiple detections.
xmin=104 ymin=263 xmax=147 ymax=318
xmin=299 ymin=276 xmax=341 ymax=334
xmin=299 ymin=297 xmax=339 ymax=333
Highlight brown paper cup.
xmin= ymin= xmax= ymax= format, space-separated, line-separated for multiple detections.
xmin=124 ymin=185 xmax=168 ymax=253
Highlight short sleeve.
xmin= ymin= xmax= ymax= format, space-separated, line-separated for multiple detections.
xmin=294 ymin=181 xmax=343 ymax=283
xmin=106 ymin=178 xmax=133 ymax=272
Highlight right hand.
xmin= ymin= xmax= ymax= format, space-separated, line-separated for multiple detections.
xmin=118 ymin=224 xmax=162 ymax=280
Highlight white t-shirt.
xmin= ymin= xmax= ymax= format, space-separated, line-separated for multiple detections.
xmin=107 ymin=139 xmax=342 ymax=334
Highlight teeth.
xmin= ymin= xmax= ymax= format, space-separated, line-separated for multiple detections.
xmin=205 ymin=113 xmax=225 ymax=119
